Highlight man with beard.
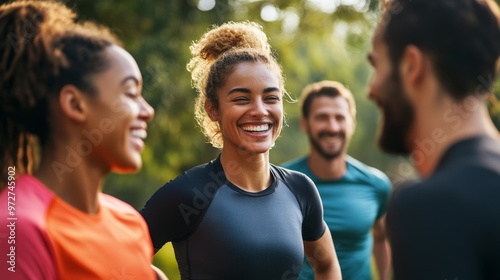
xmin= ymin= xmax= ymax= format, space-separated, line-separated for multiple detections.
xmin=282 ymin=80 xmax=391 ymax=280
xmin=367 ymin=0 xmax=500 ymax=279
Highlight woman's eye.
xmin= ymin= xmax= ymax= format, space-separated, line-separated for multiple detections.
xmin=233 ymin=97 xmax=248 ymax=102
xmin=126 ymin=92 xmax=138 ymax=98
xmin=266 ymin=95 xmax=280 ymax=101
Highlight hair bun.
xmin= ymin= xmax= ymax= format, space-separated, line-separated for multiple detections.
xmin=190 ymin=21 xmax=271 ymax=61
xmin=187 ymin=21 xmax=272 ymax=98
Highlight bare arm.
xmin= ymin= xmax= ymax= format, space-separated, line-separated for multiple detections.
xmin=303 ymin=227 xmax=342 ymax=280
xmin=372 ymin=216 xmax=391 ymax=280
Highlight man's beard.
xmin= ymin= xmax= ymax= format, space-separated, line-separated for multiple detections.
xmin=377 ymin=70 xmax=415 ymax=155
xmin=309 ymin=130 xmax=346 ymax=161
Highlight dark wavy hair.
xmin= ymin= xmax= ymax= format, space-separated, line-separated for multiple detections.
xmin=381 ymin=0 xmax=500 ymax=100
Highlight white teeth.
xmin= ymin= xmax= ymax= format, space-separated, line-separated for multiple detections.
xmin=241 ymin=124 xmax=269 ymax=132
xmin=131 ymin=129 xmax=147 ymax=139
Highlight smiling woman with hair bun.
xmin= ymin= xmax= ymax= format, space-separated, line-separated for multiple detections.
xmin=141 ymin=21 xmax=342 ymax=280
xmin=0 ymin=1 xmax=162 ymax=279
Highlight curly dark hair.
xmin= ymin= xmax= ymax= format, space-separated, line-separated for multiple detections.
xmin=0 ymin=1 xmax=118 ymax=188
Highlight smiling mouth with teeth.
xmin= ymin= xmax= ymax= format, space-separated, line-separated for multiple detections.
xmin=131 ymin=129 xmax=147 ymax=139
xmin=241 ymin=124 xmax=270 ymax=132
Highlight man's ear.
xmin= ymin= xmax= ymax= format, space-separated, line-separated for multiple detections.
xmin=204 ymin=100 xmax=219 ymax=121
xmin=59 ymin=85 xmax=88 ymax=123
xmin=350 ymin=115 xmax=357 ymax=133
xmin=300 ymin=117 xmax=308 ymax=134
xmin=400 ymin=45 xmax=425 ymax=100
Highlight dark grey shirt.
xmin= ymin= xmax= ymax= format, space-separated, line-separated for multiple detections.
xmin=140 ymin=156 xmax=326 ymax=280
xmin=387 ymin=136 xmax=500 ymax=280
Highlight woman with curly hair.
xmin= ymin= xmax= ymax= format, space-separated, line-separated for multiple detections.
xmin=140 ymin=22 xmax=341 ymax=280
xmin=0 ymin=1 xmax=162 ymax=279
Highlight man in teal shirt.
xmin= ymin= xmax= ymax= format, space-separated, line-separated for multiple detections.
xmin=283 ymin=80 xmax=391 ymax=280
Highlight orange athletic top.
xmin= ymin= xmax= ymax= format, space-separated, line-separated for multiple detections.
xmin=0 ymin=175 xmax=155 ymax=280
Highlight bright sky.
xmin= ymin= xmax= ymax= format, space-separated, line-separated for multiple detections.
xmin=307 ymin=0 xmax=367 ymax=13
xmin=197 ymin=0 xmax=368 ymax=14
xmin=196 ymin=0 xmax=369 ymax=34
xmin=197 ymin=0 xmax=216 ymax=11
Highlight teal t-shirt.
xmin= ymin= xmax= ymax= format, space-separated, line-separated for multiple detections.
xmin=282 ymin=156 xmax=391 ymax=280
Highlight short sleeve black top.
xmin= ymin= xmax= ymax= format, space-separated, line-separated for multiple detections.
xmin=140 ymin=156 xmax=326 ymax=280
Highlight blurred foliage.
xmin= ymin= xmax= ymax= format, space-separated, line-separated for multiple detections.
xmin=49 ymin=0 xmax=500 ymax=279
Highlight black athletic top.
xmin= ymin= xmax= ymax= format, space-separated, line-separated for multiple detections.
xmin=140 ymin=156 xmax=326 ymax=280
xmin=387 ymin=136 xmax=500 ymax=280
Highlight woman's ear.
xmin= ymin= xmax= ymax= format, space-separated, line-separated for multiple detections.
xmin=58 ymin=85 xmax=88 ymax=123
xmin=205 ymin=100 xmax=219 ymax=121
